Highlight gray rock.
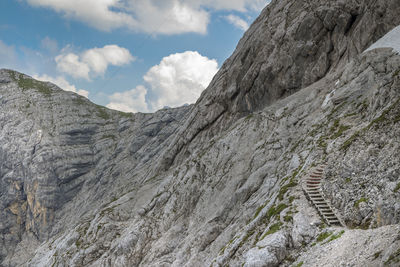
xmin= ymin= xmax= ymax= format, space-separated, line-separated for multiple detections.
xmin=1 ymin=0 xmax=400 ymax=266
xmin=291 ymin=213 xmax=317 ymax=248
xmin=244 ymin=231 xmax=288 ymax=267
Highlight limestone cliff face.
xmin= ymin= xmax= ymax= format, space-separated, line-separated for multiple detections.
xmin=1 ymin=0 xmax=400 ymax=266
xmin=0 ymin=71 xmax=190 ymax=263
xmin=158 ymin=0 xmax=400 ymax=171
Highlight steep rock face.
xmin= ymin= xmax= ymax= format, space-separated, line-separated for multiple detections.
xmin=16 ymin=47 xmax=400 ymax=267
xmin=1 ymin=0 xmax=400 ymax=267
xmin=158 ymin=0 xmax=400 ymax=171
xmin=0 ymin=70 xmax=190 ymax=264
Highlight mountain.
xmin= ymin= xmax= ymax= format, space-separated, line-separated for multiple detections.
xmin=1 ymin=0 xmax=400 ymax=266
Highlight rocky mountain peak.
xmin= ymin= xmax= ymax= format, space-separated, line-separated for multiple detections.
xmin=1 ymin=0 xmax=400 ymax=266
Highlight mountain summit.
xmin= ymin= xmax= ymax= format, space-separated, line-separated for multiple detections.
xmin=1 ymin=0 xmax=400 ymax=266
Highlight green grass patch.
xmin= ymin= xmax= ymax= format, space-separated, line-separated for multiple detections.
xmin=95 ymin=105 xmax=110 ymax=120
xmin=290 ymin=139 xmax=303 ymax=152
xmin=245 ymin=114 xmax=254 ymax=121
xmin=260 ymin=222 xmax=282 ymax=240
xmin=394 ymin=182 xmax=400 ymax=193
xmin=275 ymin=203 xmax=288 ymax=214
xmin=341 ymin=130 xmax=361 ymax=150
xmin=341 ymin=99 xmax=400 ymax=151
xmin=118 ymin=111 xmax=133 ymax=118
xmin=240 ymin=230 xmax=255 ymax=247
xmin=367 ymin=98 xmax=400 ymax=130
xmin=317 ymin=136 xmax=327 ymax=149
xmin=284 ymin=214 xmax=293 ymax=222
xmin=394 ymin=113 xmax=400 ymax=123
xmin=278 ymin=181 xmax=297 ymax=200
xmin=384 ymin=248 xmax=400 ymax=266
xmin=73 ymin=97 xmax=88 ymax=106
xmin=294 ymin=261 xmax=304 ymax=267
xmin=373 ymin=250 xmax=382 ymax=260
xmin=308 ymin=124 xmax=322 ymax=137
xmin=266 ymin=205 xmax=277 ymax=220
xmin=278 ymin=169 xmax=300 ymax=200
xmin=253 ymin=204 xmax=266 ymax=220
xmin=13 ymin=74 xmax=53 ymax=96
xmin=323 ymin=230 xmax=345 ymax=244
xmin=329 ymin=118 xmax=340 ymax=132
xmin=344 ymin=112 xmax=357 ymax=118
xmin=328 ymin=102 xmax=346 ymax=120
xmin=354 ymin=197 xmax=368 ymax=208
xmin=331 ymin=124 xmax=351 ymax=139
xmin=316 ymin=231 xmax=332 ymax=242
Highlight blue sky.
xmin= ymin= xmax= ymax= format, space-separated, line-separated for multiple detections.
xmin=0 ymin=0 xmax=268 ymax=112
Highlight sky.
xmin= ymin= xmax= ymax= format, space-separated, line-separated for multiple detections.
xmin=0 ymin=0 xmax=269 ymax=113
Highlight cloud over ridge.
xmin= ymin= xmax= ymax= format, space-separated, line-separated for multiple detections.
xmin=55 ymin=45 xmax=134 ymax=80
xmin=107 ymin=51 xmax=219 ymax=113
xmin=25 ymin=0 xmax=267 ymax=35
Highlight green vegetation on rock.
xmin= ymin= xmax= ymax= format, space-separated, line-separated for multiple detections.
xmin=394 ymin=182 xmax=400 ymax=193
xmin=10 ymin=71 xmax=52 ymax=96
xmin=260 ymin=222 xmax=282 ymax=240
xmin=323 ymin=230 xmax=345 ymax=244
xmin=316 ymin=231 xmax=332 ymax=242
xmin=354 ymin=197 xmax=368 ymax=208
xmin=384 ymin=248 xmax=400 ymax=266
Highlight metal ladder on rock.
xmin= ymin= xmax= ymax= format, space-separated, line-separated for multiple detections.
xmin=302 ymin=164 xmax=344 ymax=227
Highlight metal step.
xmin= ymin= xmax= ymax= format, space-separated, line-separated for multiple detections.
xmin=301 ymin=164 xmax=344 ymax=227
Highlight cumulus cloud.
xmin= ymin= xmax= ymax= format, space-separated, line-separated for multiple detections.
xmin=106 ymin=85 xmax=148 ymax=113
xmin=26 ymin=0 xmax=136 ymax=32
xmin=106 ymin=51 xmax=218 ymax=113
xmin=25 ymin=0 xmax=268 ymax=35
xmin=144 ymin=51 xmax=218 ymax=111
xmin=55 ymin=45 xmax=134 ymax=80
xmin=188 ymin=0 xmax=267 ymax=12
xmin=225 ymin=14 xmax=249 ymax=31
xmin=33 ymin=74 xmax=89 ymax=97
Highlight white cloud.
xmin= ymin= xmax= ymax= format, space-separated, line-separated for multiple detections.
xmin=225 ymin=14 xmax=249 ymax=31
xmin=106 ymin=51 xmax=218 ymax=113
xmin=33 ymin=74 xmax=89 ymax=97
xmin=26 ymin=0 xmax=136 ymax=32
xmin=55 ymin=53 xmax=91 ymax=80
xmin=55 ymin=45 xmax=134 ymax=80
xmin=188 ymin=0 xmax=267 ymax=12
xmin=106 ymin=85 xmax=148 ymax=113
xmin=145 ymin=51 xmax=218 ymax=111
xmin=24 ymin=0 xmax=267 ymax=35
xmin=0 ymin=40 xmax=18 ymax=68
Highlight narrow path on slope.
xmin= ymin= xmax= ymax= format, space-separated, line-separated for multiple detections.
xmin=302 ymin=164 xmax=344 ymax=227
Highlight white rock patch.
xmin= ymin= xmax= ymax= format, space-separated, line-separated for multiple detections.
xmin=365 ymin=25 xmax=400 ymax=54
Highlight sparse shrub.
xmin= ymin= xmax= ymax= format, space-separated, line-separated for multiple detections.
xmin=354 ymin=197 xmax=368 ymax=208
xmin=394 ymin=182 xmax=400 ymax=193
xmin=324 ymin=230 xmax=345 ymax=243
xmin=384 ymin=248 xmax=400 ymax=266
xmin=341 ymin=131 xmax=360 ymax=150
xmin=316 ymin=231 xmax=332 ymax=242
xmin=260 ymin=222 xmax=282 ymax=240
xmin=331 ymin=124 xmax=351 ymax=139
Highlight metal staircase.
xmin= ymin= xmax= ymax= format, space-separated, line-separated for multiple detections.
xmin=302 ymin=165 xmax=344 ymax=226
